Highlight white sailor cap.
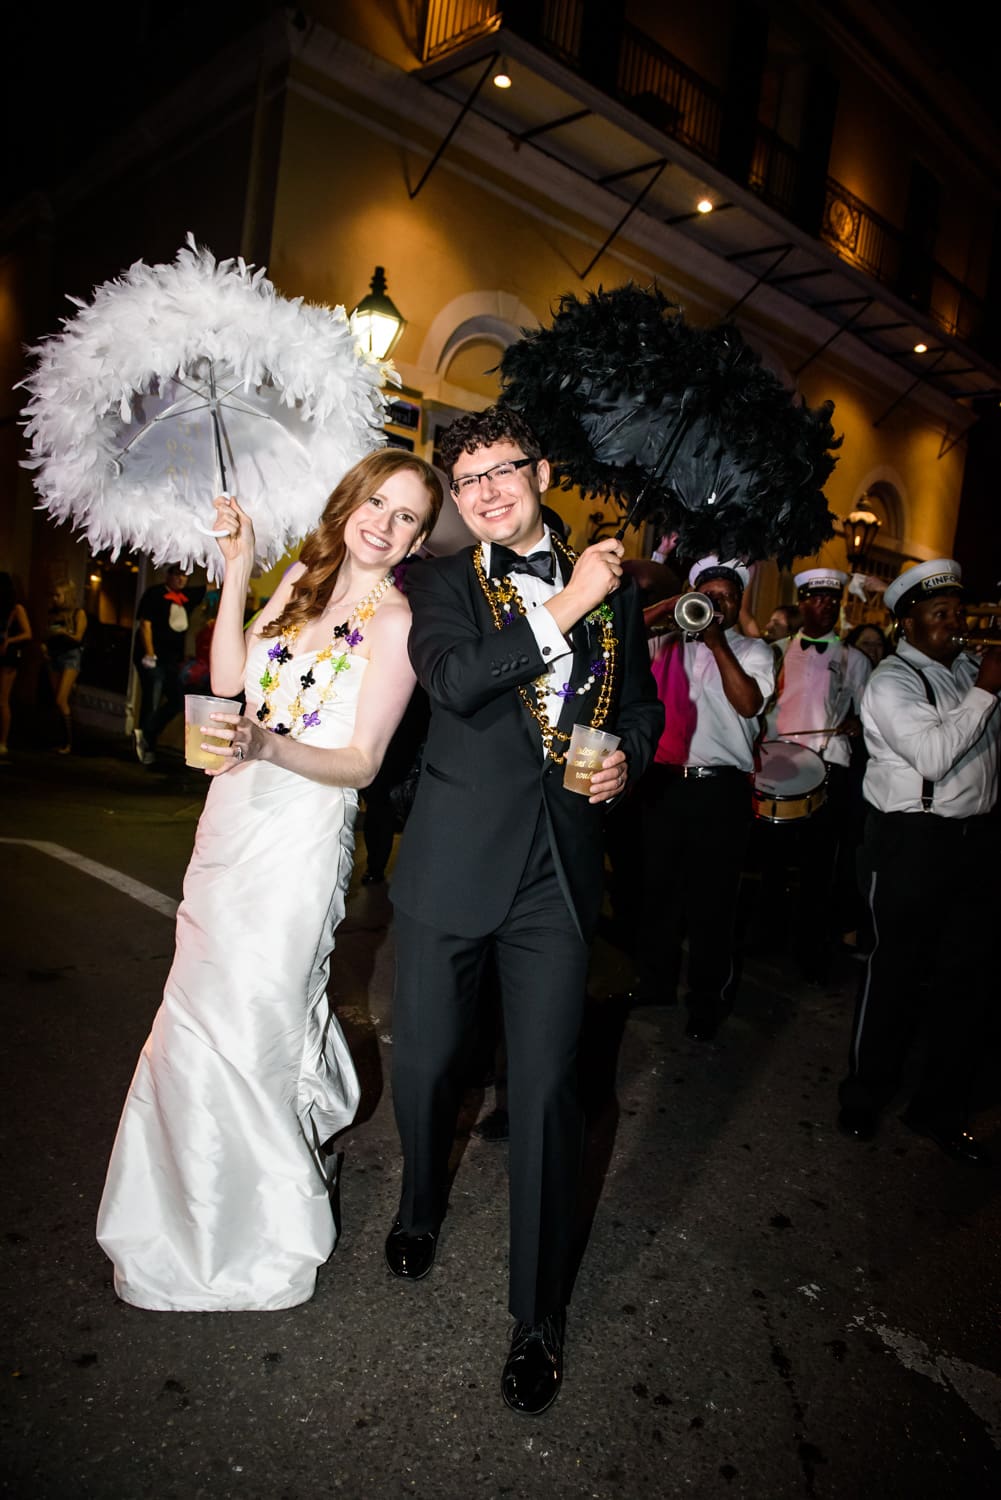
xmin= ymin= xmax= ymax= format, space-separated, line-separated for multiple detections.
xmin=689 ymin=555 xmax=750 ymax=591
xmin=883 ymin=558 xmax=963 ymax=617
xmin=794 ymin=566 xmax=847 ymax=597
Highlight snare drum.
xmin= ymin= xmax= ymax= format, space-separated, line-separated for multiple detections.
xmin=751 ymin=740 xmax=827 ymax=823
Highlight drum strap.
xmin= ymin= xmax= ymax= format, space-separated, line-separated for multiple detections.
xmin=899 ymin=660 xmax=936 ymax=811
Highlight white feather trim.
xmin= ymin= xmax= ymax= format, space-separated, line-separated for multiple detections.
xmin=20 ymin=235 xmax=394 ymax=577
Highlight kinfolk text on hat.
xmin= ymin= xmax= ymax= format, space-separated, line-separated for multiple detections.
xmin=884 ymin=558 xmax=962 ymax=617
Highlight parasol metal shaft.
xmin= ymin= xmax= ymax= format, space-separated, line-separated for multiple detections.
xmin=208 ymin=362 xmax=230 ymax=496
xmin=614 ymin=406 xmax=694 ymax=541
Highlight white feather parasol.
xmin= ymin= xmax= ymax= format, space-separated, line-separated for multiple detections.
xmin=20 ymin=235 xmax=392 ymax=576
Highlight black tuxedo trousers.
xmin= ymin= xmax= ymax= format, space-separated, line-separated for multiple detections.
xmin=392 ymin=805 xmax=588 ymax=1323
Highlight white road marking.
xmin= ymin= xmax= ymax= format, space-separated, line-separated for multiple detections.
xmin=850 ymin=1309 xmax=1001 ymax=1447
xmin=1 ymin=838 xmax=178 ymax=919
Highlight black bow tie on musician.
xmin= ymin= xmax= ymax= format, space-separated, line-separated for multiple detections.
xmin=490 ymin=544 xmax=556 ymax=584
xmin=800 ymin=637 xmax=830 ymax=654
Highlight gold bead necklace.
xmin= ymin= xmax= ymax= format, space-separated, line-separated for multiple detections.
xmin=256 ymin=572 xmax=395 ymax=737
xmin=472 ymin=535 xmax=618 ymax=764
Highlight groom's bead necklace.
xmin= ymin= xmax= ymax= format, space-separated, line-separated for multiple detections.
xmin=473 ymin=534 xmax=618 ymax=765
xmin=256 ymin=573 xmax=394 ymax=738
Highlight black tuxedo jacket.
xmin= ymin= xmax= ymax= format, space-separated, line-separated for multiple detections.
xmin=390 ymin=547 xmax=663 ymax=939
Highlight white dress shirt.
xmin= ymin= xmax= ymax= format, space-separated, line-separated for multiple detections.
xmin=649 ymin=629 xmax=775 ymax=771
xmin=483 ymin=528 xmax=571 ymax=733
xmin=861 ymin=639 xmax=999 ymax=817
xmin=772 ymin=634 xmax=871 ymax=768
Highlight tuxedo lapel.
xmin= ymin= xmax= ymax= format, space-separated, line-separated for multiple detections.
xmin=464 ymin=551 xmax=546 ymax=757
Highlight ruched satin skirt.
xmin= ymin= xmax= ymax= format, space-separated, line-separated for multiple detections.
xmin=97 ymin=757 xmax=361 ymax=1311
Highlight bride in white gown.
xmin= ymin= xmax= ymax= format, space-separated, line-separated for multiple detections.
xmin=97 ymin=450 xmax=443 ymax=1311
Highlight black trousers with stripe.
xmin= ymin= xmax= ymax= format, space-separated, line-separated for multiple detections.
xmin=838 ymin=807 xmax=998 ymax=1130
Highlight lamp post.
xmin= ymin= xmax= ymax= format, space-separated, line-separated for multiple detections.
xmin=843 ymin=503 xmax=882 ymax=623
xmin=349 ymin=266 xmax=406 ymax=360
xmin=843 ymin=504 xmax=881 ymax=570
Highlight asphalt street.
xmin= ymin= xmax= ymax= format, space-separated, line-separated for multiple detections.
xmin=1 ymin=734 xmax=999 ymax=1499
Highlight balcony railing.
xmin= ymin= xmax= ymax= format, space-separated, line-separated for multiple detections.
xmin=416 ymin=1 xmax=985 ymax=346
xmin=420 ymin=0 xmax=499 ymax=61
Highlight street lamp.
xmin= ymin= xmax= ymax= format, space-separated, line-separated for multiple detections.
xmin=843 ymin=504 xmax=881 ymax=569
xmin=349 ymin=266 xmax=406 ymax=360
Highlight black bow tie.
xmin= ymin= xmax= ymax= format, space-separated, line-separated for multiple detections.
xmin=800 ymin=637 xmax=829 ymax=654
xmin=490 ymin=544 xmax=555 ymax=584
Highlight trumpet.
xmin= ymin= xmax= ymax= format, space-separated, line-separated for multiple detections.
xmin=953 ymin=635 xmax=1001 ymax=650
xmin=646 ymin=591 xmax=721 ymax=638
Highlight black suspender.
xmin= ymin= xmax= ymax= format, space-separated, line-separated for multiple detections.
xmin=899 ymin=660 xmax=937 ymax=811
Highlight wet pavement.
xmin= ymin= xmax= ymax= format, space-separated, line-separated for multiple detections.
xmin=2 ymin=736 xmax=1000 ymax=1498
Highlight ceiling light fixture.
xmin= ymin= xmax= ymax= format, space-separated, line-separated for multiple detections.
xmin=493 ymin=58 xmax=512 ymax=89
xmin=913 ymin=341 xmax=928 ymax=354
xmin=696 ymin=198 xmax=713 ymax=214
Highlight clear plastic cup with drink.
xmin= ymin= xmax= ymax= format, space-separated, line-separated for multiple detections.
xmin=184 ymin=694 xmax=243 ymax=771
xmin=562 ymin=724 xmax=621 ymax=796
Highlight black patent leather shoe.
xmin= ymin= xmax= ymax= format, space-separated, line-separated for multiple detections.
xmin=837 ymin=1105 xmax=878 ymax=1142
xmin=900 ymin=1112 xmax=991 ymax=1167
xmin=384 ymin=1221 xmax=437 ymax=1279
xmin=501 ymin=1309 xmax=565 ymax=1416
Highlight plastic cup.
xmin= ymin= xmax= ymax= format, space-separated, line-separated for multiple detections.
xmin=562 ymin=724 xmax=621 ymax=796
xmin=184 ymin=694 xmax=242 ymax=770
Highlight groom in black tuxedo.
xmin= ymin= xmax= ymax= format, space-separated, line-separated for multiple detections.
xmin=386 ymin=405 xmax=663 ymax=1414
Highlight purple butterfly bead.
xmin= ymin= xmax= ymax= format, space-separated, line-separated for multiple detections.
xmin=345 ymin=628 xmax=364 ymax=648
xmin=590 ymin=659 xmax=606 ymax=678
xmin=301 ymin=710 xmax=321 ymax=729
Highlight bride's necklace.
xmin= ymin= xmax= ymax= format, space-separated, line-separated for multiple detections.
xmin=256 ymin=573 xmax=394 ymax=737
xmin=472 ymin=535 xmax=618 ymax=764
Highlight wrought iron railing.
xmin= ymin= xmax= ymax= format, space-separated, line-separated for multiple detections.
xmin=749 ymin=127 xmax=800 ymax=219
xmin=420 ymin=0 xmax=499 ymax=62
xmin=615 ymin=24 xmax=721 ymax=160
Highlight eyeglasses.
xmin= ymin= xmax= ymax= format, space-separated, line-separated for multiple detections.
xmin=450 ymin=457 xmax=536 ymax=497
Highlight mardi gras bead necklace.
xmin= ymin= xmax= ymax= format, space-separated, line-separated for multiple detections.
xmin=255 ymin=573 xmax=394 ymax=737
xmin=473 ymin=534 xmax=618 ymax=764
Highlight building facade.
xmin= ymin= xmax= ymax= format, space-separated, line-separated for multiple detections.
xmin=2 ymin=0 xmax=999 ymax=733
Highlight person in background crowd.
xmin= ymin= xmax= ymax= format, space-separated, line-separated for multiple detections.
xmin=768 ymin=567 xmax=871 ymax=980
xmin=133 ymin=564 xmax=206 ymax=765
xmin=837 ymin=559 xmax=1001 ymax=1163
xmin=844 ymin=622 xmax=889 ymax=669
xmin=0 ymin=572 xmax=32 ymax=756
xmin=631 ymin=556 xmax=774 ymax=1039
xmin=384 ymin=404 xmax=662 ymax=1416
xmin=763 ymin=603 xmax=802 ymax=645
xmin=44 ymin=581 xmax=88 ymax=754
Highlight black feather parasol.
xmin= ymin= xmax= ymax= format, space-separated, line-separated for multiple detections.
xmin=499 ymin=284 xmax=839 ymax=565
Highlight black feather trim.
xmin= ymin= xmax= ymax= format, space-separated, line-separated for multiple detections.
xmin=500 ymin=285 xmax=839 ymax=565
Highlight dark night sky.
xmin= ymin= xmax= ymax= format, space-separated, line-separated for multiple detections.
xmin=2 ymin=3 xmax=996 ymax=207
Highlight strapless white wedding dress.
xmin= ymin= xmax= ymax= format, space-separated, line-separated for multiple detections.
xmin=97 ymin=635 xmax=364 ymax=1311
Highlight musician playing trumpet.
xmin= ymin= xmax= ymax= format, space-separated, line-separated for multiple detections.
xmin=629 ymin=557 xmax=774 ymax=1040
xmin=837 ymin=558 xmax=1001 ymax=1163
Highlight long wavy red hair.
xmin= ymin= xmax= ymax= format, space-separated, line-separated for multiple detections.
xmin=262 ymin=449 xmax=443 ymax=638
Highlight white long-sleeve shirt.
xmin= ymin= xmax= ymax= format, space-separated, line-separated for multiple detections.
xmin=861 ymin=639 xmax=999 ymax=817
xmin=772 ymin=634 xmax=871 ymax=768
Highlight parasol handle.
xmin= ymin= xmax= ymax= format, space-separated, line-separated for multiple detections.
xmin=614 ymin=405 xmax=694 ymax=541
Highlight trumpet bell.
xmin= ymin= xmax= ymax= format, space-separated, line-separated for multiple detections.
xmin=674 ymin=591 xmax=716 ymax=634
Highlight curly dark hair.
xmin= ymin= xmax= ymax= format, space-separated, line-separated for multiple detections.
xmin=437 ymin=404 xmax=542 ymax=475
